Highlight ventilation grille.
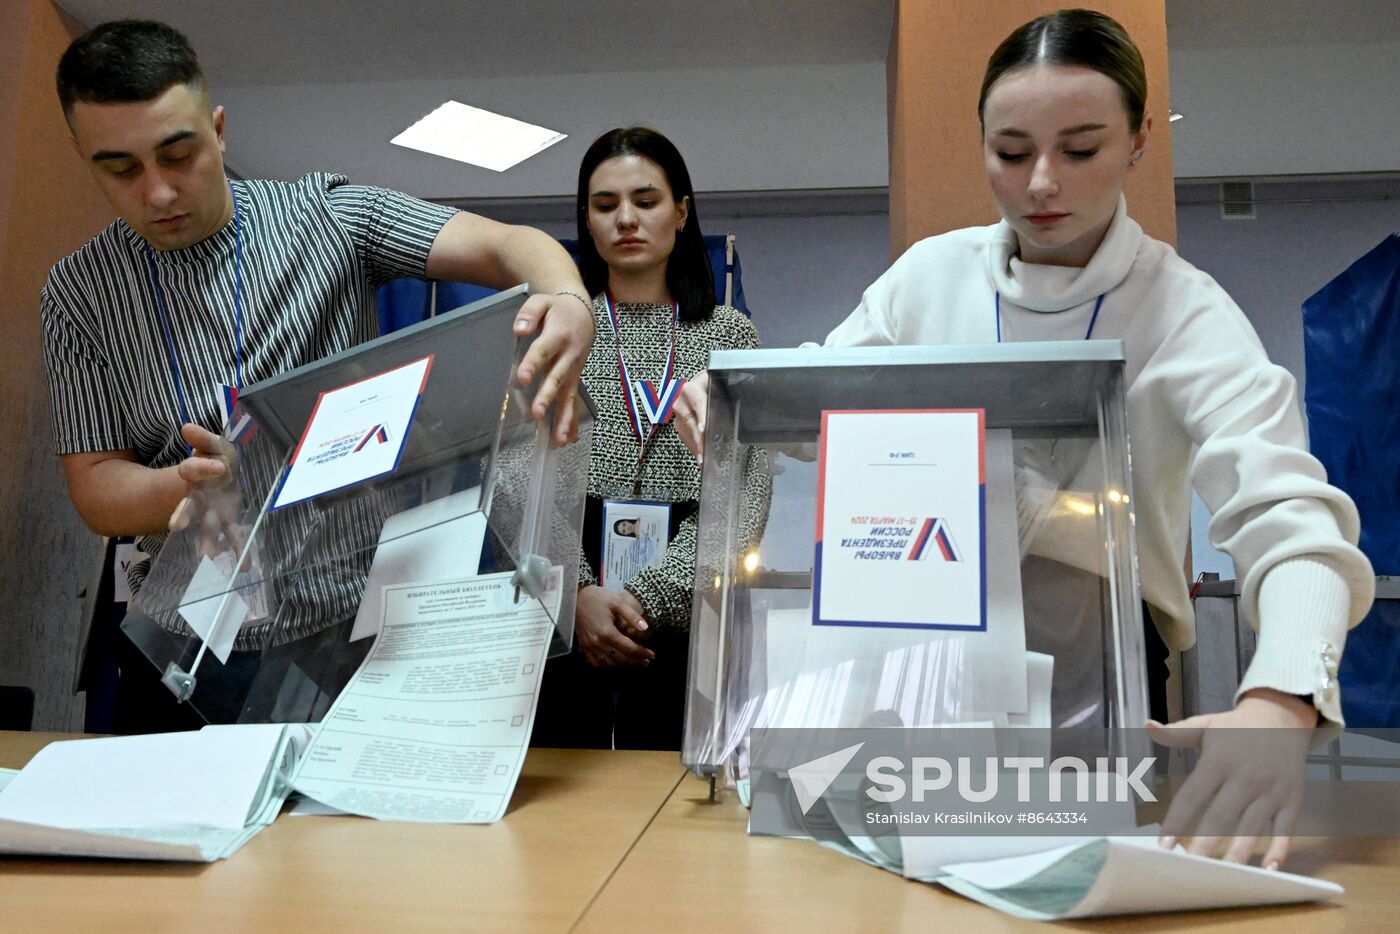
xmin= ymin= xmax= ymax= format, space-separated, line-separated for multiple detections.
xmin=1220 ymin=181 xmax=1255 ymax=220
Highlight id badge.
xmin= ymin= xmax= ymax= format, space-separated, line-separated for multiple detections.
xmin=600 ymin=499 xmax=672 ymax=591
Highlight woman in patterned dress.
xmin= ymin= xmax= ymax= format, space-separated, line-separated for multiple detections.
xmin=531 ymin=127 xmax=769 ymax=750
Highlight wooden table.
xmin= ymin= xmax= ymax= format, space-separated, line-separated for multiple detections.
xmin=5 ymin=734 xmax=1399 ymax=931
xmin=580 ymin=774 xmax=1400 ymax=933
xmin=0 ymin=733 xmax=684 ymax=933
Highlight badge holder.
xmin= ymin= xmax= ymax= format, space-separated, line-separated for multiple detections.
xmin=683 ymin=341 xmax=1149 ymax=800
xmin=121 ymin=286 xmax=594 ymax=724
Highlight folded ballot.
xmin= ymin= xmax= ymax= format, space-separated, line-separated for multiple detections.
xmin=0 ymin=723 xmax=303 ymax=862
xmin=936 ymin=835 xmax=1343 ymax=920
xmin=803 ymin=811 xmax=1342 ymax=920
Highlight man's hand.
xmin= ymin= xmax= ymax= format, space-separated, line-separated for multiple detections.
xmin=672 ymin=369 xmax=709 ymax=462
xmin=422 ymin=213 xmax=596 ymax=446
xmin=574 ymin=585 xmax=654 ymax=668
xmin=168 ymin=423 xmax=247 ymax=561
xmin=512 ymin=291 xmax=594 ymax=446
xmin=1148 ymin=688 xmax=1316 ymax=869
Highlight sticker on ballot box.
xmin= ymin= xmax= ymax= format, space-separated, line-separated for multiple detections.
xmin=271 ymin=356 xmax=432 ymax=511
xmin=813 ymin=409 xmax=986 ymax=630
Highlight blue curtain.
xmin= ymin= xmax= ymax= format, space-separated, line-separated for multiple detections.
xmin=377 ymin=234 xmax=748 ymax=333
xmin=1302 ymin=233 xmax=1400 ymax=726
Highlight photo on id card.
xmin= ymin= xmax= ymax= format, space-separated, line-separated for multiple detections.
xmin=600 ymin=500 xmax=671 ymax=591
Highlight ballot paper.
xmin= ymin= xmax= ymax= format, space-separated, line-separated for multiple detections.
xmin=788 ymin=796 xmax=1342 ymax=920
xmin=292 ymin=573 xmax=553 ymax=823
xmin=0 ymin=725 xmax=304 ymax=861
xmin=899 ymin=822 xmax=1116 ymax=883
xmin=349 ymin=487 xmax=487 ymax=642
xmin=1006 ymin=652 xmax=1053 ymax=728
xmin=937 ymin=835 xmax=1343 ymax=920
xmin=758 ymin=431 xmax=1028 ymax=724
xmin=272 ymin=356 xmax=432 ymax=510
xmin=178 ymin=553 xmax=252 ymax=664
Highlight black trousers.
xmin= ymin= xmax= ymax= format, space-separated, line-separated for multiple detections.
xmin=531 ymin=629 xmax=690 ymax=751
xmin=113 ymin=617 xmax=368 ymax=733
xmin=1143 ymin=601 xmax=1171 ymax=725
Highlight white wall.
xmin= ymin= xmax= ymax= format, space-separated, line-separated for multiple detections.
xmin=1175 ymin=176 xmax=1400 ymax=577
xmin=217 ymin=61 xmax=889 ymax=199
xmin=1169 ymin=42 xmax=1400 ymax=179
xmin=705 ymin=210 xmax=892 ymax=348
xmin=519 ymin=196 xmax=893 ymax=349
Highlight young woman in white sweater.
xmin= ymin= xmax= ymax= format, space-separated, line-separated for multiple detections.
xmin=675 ymin=9 xmax=1374 ymax=867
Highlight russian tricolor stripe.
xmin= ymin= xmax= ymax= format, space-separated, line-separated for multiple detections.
xmin=638 ymin=375 xmax=686 ymax=425
xmin=354 ymin=424 xmax=390 ymax=452
xmin=216 ymin=383 xmax=238 ymax=431
xmin=908 ymin=517 xmax=962 ymax=562
xmin=604 ymin=291 xmax=684 ymax=444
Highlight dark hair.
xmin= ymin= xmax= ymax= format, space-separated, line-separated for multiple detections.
xmin=57 ymin=20 xmax=205 ymax=117
xmin=612 ymin=519 xmax=638 ymax=538
xmin=576 ymin=127 xmax=716 ymax=324
xmin=979 ymin=9 xmax=1147 ymax=133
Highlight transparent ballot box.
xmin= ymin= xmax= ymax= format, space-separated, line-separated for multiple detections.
xmin=121 ymin=286 xmax=593 ymax=724
xmin=683 ymin=341 xmax=1148 ymax=783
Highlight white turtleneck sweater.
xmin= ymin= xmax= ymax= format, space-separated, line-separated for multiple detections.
xmin=824 ymin=197 xmax=1374 ymax=726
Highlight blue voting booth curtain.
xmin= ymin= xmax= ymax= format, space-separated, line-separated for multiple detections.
xmin=377 ymin=235 xmax=748 ymax=333
xmin=1302 ymin=233 xmax=1400 ymax=726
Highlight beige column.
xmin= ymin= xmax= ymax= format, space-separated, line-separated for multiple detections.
xmin=0 ymin=1 xmax=113 ymax=730
xmin=888 ymin=0 xmax=1176 ymax=257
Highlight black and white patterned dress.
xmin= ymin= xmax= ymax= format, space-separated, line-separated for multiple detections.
xmin=578 ymin=298 xmax=771 ymax=630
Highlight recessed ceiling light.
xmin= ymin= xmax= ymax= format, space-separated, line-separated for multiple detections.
xmin=1169 ymin=111 xmax=1184 ymax=122
xmin=391 ymin=101 xmax=566 ymax=172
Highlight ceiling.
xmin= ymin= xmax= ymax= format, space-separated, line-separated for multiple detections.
xmin=56 ymin=0 xmax=896 ymax=84
xmin=59 ymin=0 xmax=1399 ymax=82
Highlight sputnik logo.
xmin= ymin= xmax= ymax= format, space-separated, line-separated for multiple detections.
xmin=788 ymin=742 xmax=866 ymax=814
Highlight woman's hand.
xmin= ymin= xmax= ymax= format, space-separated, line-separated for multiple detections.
xmin=575 ymin=585 xmax=654 ymax=668
xmin=1148 ymin=688 xmax=1317 ymax=869
xmin=671 ymin=370 xmax=709 ymax=462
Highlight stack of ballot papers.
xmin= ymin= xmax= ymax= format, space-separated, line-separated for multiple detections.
xmin=748 ymin=432 xmax=1039 ymax=739
xmin=0 ymin=723 xmax=305 ymax=862
xmin=801 ymin=802 xmax=1342 ymax=920
xmin=0 ymin=567 xmax=559 ymax=862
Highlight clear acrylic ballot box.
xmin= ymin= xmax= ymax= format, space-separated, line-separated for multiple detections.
xmin=121 ymin=286 xmax=593 ymax=724
xmin=682 ymin=341 xmax=1148 ymax=784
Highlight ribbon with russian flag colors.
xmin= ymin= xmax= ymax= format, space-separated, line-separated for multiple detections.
xmin=602 ymin=292 xmax=687 ymax=453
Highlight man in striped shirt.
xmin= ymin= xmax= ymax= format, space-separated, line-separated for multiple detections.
xmin=41 ymin=20 xmax=595 ymax=727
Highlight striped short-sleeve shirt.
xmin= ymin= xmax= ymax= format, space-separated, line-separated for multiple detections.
xmin=41 ymin=172 xmax=457 ymax=592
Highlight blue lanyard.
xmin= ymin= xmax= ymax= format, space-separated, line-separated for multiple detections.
xmin=143 ymin=182 xmax=244 ymax=454
xmin=995 ymin=291 xmax=1104 ymax=342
